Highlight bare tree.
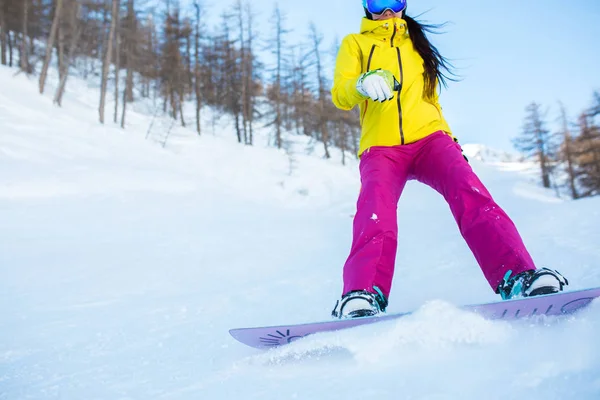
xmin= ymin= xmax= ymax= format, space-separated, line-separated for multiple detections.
xmin=233 ymin=0 xmax=249 ymax=144
xmin=309 ymin=22 xmax=330 ymax=158
xmin=138 ymin=12 xmax=157 ymax=99
xmin=160 ymin=5 xmax=187 ymax=126
xmin=178 ymin=23 xmax=190 ymax=127
xmin=39 ymin=0 xmax=63 ymax=94
xmin=290 ymin=45 xmax=311 ymax=138
xmin=99 ymin=0 xmax=119 ymax=124
xmin=192 ymin=0 xmax=202 ymax=135
xmin=556 ymin=103 xmax=579 ymax=199
xmin=242 ymin=1 xmax=259 ymax=146
xmin=266 ymin=4 xmax=288 ymax=149
xmin=0 ymin=0 xmax=6 ymax=65
xmin=56 ymin=2 xmax=66 ymax=81
xmin=217 ymin=12 xmax=243 ymax=142
xmin=329 ymin=36 xmax=355 ymax=164
xmin=183 ymin=18 xmax=192 ymax=89
xmin=20 ymin=0 xmax=30 ymax=73
xmin=574 ymin=101 xmax=600 ymax=197
xmin=54 ymin=0 xmax=81 ymax=106
xmin=120 ymin=0 xmax=135 ymax=128
xmin=113 ymin=0 xmax=121 ymax=123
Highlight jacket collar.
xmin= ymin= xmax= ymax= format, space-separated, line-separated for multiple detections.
xmin=359 ymin=17 xmax=409 ymax=44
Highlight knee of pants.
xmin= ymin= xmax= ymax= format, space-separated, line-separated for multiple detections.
xmin=356 ymin=187 xmax=398 ymax=234
xmin=358 ymin=192 xmax=399 ymax=227
xmin=440 ymin=162 xmax=491 ymax=198
xmin=359 ymin=178 xmax=402 ymax=206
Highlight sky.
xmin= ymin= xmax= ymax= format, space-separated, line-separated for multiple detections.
xmin=188 ymin=0 xmax=600 ymax=152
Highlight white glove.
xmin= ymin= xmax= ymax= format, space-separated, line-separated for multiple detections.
xmin=356 ymin=69 xmax=398 ymax=102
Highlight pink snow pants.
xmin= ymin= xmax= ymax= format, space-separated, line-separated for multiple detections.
xmin=343 ymin=131 xmax=535 ymax=299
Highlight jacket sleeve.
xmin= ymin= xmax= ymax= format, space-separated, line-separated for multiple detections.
xmin=331 ymin=35 xmax=367 ymax=111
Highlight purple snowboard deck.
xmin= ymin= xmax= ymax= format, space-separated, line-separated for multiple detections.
xmin=230 ymin=287 xmax=600 ymax=350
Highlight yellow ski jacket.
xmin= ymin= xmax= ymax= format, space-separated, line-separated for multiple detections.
xmin=332 ymin=17 xmax=453 ymax=157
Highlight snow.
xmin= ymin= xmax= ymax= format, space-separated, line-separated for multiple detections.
xmin=1 ymin=64 xmax=600 ymax=399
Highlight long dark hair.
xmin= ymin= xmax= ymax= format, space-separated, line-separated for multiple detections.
xmin=403 ymin=15 xmax=458 ymax=100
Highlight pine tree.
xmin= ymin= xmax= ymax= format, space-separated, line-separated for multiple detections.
xmin=513 ymin=102 xmax=557 ymax=189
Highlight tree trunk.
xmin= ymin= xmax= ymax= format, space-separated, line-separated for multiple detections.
xmin=338 ymin=120 xmax=346 ymax=166
xmin=7 ymin=30 xmax=12 ymax=66
xmin=121 ymin=64 xmax=132 ymax=128
xmin=235 ymin=0 xmax=249 ymax=144
xmin=234 ymin=111 xmax=242 ymax=143
xmin=20 ymin=0 xmax=30 ymax=73
xmin=193 ymin=1 xmax=202 ymax=135
xmin=125 ymin=63 xmax=134 ymax=101
xmin=273 ymin=6 xmax=283 ymax=149
xmin=141 ymin=15 xmax=154 ymax=99
xmin=185 ymin=28 xmax=192 ymax=89
xmin=121 ymin=0 xmax=134 ymax=128
xmin=113 ymin=2 xmax=121 ymax=123
xmin=0 ymin=1 xmax=6 ymax=66
xmin=39 ymin=0 xmax=63 ymax=94
xmin=124 ymin=2 xmax=134 ymax=103
xmin=540 ymin=153 xmax=551 ymax=188
xmin=244 ymin=3 xmax=255 ymax=146
xmin=178 ymin=89 xmax=185 ymax=127
xmin=57 ymin=11 xmax=65 ymax=81
xmin=54 ymin=1 xmax=81 ymax=106
xmin=99 ymin=0 xmax=119 ymax=124
xmin=123 ymin=66 xmax=135 ymax=103
xmin=30 ymin=0 xmax=39 ymax=55
xmin=169 ymin=85 xmax=176 ymax=119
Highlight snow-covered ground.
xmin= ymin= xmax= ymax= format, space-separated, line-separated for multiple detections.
xmin=1 ymin=65 xmax=600 ymax=399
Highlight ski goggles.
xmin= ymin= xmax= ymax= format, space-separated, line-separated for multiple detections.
xmin=363 ymin=0 xmax=407 ymax=15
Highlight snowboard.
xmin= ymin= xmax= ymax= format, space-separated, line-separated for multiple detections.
xmin=229 ymin=287 xmax=600 ymax=350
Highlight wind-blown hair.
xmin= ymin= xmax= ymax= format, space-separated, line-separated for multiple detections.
xmin=403 ymin=15 xmax=458 ymax=99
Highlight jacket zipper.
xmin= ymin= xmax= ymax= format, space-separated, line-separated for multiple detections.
xmin=366 ymin=45 xmax=376 ymax=72
xmin=361 ymin=45 xmax=377 ymax=123
xmin=395 ymin=29 xmax=404 ymax=144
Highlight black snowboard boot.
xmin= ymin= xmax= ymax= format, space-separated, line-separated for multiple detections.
xmin=497 ymin=268 xmax=568 ymax=300
xmin=331 ymin=287 xmax=388 ymax=319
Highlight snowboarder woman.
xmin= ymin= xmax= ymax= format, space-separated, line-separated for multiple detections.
xmin=331 ymin=0 xmax=568 ymax=318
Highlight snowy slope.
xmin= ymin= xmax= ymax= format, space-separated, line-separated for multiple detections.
xmin=1 ymin=65 xmax=600 ymax=400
